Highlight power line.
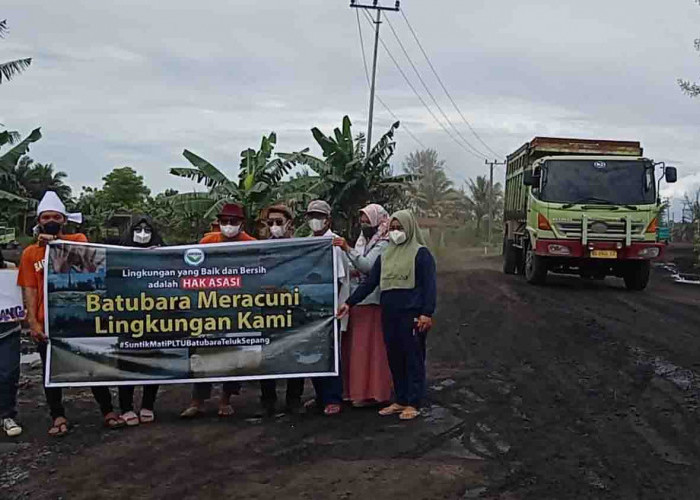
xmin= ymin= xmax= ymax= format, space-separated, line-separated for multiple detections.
xmin=355 ymin=9 xmax=426 ymax=150
xmin=360 ymin=9 xmax=486 ymax=163
xmin=400 ymin=9 xmax=504 ymax=159
xmin=383 ymin=14 xmax=489 ymax=160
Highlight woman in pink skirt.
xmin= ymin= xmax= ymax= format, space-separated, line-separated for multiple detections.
xmin=333 ymin=204 xmax=393 ymax=406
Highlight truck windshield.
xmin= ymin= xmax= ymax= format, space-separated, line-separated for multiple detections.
xmin=539 ymin=160 xmax=655 ymax=205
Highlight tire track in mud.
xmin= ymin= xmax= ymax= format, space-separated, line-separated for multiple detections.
xmin=432 ymin=267 xmax=700 ymax=499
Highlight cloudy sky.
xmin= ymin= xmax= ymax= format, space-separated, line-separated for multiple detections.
xmin=2 ymin=0 xmax=699 ymax=216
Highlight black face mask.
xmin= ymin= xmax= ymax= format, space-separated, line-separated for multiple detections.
xmin=41 ymin=221 xmax=62 ymax=236
xmin=361 ymin=225 xmax=378 ymax=239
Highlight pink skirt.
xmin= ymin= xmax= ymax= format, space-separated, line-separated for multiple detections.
xmin=342 ymin=304 xmax=393 ymax=403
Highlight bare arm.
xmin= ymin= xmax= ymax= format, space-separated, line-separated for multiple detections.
xmin=22 ymin=286 xmax=46 ymax=342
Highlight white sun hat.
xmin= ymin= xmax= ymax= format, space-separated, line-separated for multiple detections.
xmin=37 ymin=191 xmax=83 ymax=224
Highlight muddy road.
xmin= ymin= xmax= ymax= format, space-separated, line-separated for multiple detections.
xmin=3 ymin=248 xmax=700 ymax=499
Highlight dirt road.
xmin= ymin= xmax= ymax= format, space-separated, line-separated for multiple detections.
xmin=3 ymin=248 xmax=700 ymax=499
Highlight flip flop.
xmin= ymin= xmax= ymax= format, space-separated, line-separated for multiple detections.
xmin=218 ymin=405 xmax=235 ymax=418
xmin=139 ymin=409 xmax=155 ymax=424
xmin=180 ymin=406 xmax=204 ymax=419
xmin=378 ymin=403 xmax=406 ymax=416
xmin=104 ymin=412 xmax=126 ymax=429
xmin=323 ymin=404 xmax=342 ymax=416
xmin=48 ymin=417 xmax=69 ymax=438
xmin=399 ymin=406 xmax=420 ymax=420
xmin=122 ymin=411 xmax=140 ymax=427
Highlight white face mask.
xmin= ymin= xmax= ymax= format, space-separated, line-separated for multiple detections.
xmin=309 ymin=219 xmax=326 ymax=233
xmin=220 ymin=224 xmax=241 ymax=238
xmin=389 ymin=230 xmax=407 ymax=245
xmin=133 ymin=230 xmax=152 ymax=245
xmin=270 ymin=224 xmax=287 ymax=239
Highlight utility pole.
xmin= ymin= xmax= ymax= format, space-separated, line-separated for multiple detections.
xmin=350 ymin=0 xmax=400 ymax=152
xmin=485 ymin=159 xmax=506 ymax=246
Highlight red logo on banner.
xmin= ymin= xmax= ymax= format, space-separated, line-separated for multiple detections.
xmin=180 ymin=276 xmax=242 ymax=290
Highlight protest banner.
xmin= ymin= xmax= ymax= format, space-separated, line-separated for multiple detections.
xmin=0 ymin=270 xmax=26 ymax=323
xmin=44 ymin=237 xmax=339 ymax=387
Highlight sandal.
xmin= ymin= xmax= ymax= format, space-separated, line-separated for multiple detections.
xmin=218 ymin=405 xmax=234 ymax=418
xmin=378 ymin=403 xmax=406 ymax=416
xmin=139 ymin=409 xmax=155 ymax=424
xmin=399 ymin=406 xmax=420 ymax=420
xmin=323 ymin=403 xmax=342 ymax=416
xmin=48 ymin=417 xmax=69 ymax=437
xmin=104 ymin=412 xmax=126 ymax=429
xmin=180 ymin=405 xmax=204 ymax=419
xmin=303 ymin=399 xmax=319 ymax=410
xmin=122 ymin=411 xmax=140 ymax=427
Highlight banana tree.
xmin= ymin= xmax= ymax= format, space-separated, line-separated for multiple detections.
xmin=169 ymin=132 xmax=308 ymax=235
xmin=280 ymin=116 xmax=411 ymax=237
xmin=0 ymin=128 xmax=41 ymax=229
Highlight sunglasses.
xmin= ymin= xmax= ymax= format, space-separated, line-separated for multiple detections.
xmin=266 ymin=219 xmax=287 ymax=227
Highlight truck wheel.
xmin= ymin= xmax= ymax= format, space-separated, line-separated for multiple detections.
xmin=524 ymin=241 xmax=547 ymax=285
xmin=623 ymin=261 xmax=651 ymax=291
xmin=503 ymin=238 xmax=517 ymax=275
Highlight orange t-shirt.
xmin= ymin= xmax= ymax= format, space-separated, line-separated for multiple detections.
xmin=199 ymin=231 xmax=256 ymax=244
xmin=17 ymin=234 xmax=88 ymax=328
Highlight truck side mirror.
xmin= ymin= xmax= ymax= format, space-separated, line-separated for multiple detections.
xmin=665 ymin=166 xmax=677 ymax=183
xmin=523 ymin=169 xmax=540 ymax=186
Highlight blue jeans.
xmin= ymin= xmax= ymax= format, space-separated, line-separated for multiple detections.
xmin=0 ymin=332 xmax=20 ymax=419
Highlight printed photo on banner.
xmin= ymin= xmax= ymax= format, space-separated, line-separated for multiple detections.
xmin=44 ymin=237 xmax=339 ymax=387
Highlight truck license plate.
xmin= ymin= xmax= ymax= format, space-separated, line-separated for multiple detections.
xmin=591 ymin=250 xmax=617 ymax=259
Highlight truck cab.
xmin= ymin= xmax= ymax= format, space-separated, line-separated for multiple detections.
xmin=503 ymin=138 xmax=677 ymax=290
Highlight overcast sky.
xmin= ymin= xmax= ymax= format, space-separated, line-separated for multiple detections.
xmin=2 ymin=0 xmax=699 ymax=216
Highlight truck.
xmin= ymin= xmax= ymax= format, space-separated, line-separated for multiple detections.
xmin=502 ymin=137 xmax=677 ymax=290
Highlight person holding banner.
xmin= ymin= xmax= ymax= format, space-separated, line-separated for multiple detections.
xmin=337 ymin=210 xmax=436 ymax=421
xmin=257 ymin=204 xmax=305 ymax=416
xmin=1 ymin=252 xmax=23 ymax=437
xmin=304 ymin=200 xmax=349 ymax=416
xmin=181 ymin=202 xmax=256 ymax=419
xmin=117 ymin=215 xmax=165 ymax=426
xmin=17 ymin=191 xmax=125 ymax=436
xmin=333 ymin=203 xmax=393 ymax=407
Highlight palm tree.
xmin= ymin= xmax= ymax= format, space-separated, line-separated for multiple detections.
xmin=464 ymin=175 xmax=503 ymax=234
xmin=403 ymin=149 xmax=461 ymax=218
xmin=0 ymin=20 xmax=32 ymax=85
xmin=169 ymin=132 xmax=308 ymax=235
xmin=21 ymin=161 xmax=72 ymax=200
xmin=280 ymin=116 xmax=410 ymax=235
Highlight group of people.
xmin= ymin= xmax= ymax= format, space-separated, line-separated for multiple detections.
xmin=0 ymin=190 xmax=437 ymax=438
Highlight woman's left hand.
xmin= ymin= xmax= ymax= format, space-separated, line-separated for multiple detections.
xmin=416 ymin=315 xmax=433 ymax=333
xmin=332 ymin=237 xmax=350 ymax=252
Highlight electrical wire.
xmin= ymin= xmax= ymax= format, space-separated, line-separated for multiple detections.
xmin=400 ymin=8 xmax=504 ymax=159
xmin=383 ymin=14 xmax=489 ymax=160
xmin=360 ymin=9 xmax=486 ymax=163
xmin=355 ymin=9 xmax=426 ymax=150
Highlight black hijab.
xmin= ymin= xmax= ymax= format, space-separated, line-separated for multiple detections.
xmin=120 ymin=215 xmax=165 ymax=248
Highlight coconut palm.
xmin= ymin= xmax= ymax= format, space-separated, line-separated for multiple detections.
xmin=0 ymin=20 xmax=32 ymax=85
xmin=403 ymin=149 xmax=461 ymax=218
xmin=464 ymin=175 xmax=503 ymax=233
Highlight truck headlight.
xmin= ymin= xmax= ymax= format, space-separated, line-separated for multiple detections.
xmin=637 ymin=247 xmax=660 ymax=258
xmin=548 ymin=244 xmax=571 ymax=255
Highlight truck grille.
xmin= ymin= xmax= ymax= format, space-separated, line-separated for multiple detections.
xmin=555 ymin=219 xmax=646 ymax=240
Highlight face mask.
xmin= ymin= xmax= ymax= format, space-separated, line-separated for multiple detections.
xmin=41 ymin=221 xmax=62 ymax=236
xmin=270 ymin=224 xmax=287 ymax=239
xmin=309 ymin=219 xmax=326 ymax=233
xmin=133 ymin=230 xmax=152 ymax=245
xmin=220 ymin=224 xmax=241 ymax=238
xmin=389 ymin=230 xmax=407 ymax=245
xmin=361 ymin=225 xmax=377 ymax=239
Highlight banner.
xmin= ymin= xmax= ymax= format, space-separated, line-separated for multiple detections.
xmin=0 ymin=270 xmax=26 ymax=323
xmin=44 ymin=238 xmax=338 ymax=387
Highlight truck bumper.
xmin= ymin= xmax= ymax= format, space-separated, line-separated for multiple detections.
xmin=534 ymin=239 xmax=664 ymax=260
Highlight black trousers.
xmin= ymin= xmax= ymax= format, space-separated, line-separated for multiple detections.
xmin=381 ymin=311 xmax=427 ymax=407
xmin=260 ymin=378 xmax=304 ymax=408
xmin=118 ymin=385 xmax=159 ymax=412
xmin=38 ymin=342 xmax=114 ymax=418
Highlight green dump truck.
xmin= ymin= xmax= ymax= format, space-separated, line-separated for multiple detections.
xmin=503 ymin=137 xmax=677 ymax=290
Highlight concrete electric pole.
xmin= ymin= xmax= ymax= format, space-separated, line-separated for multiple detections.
xmin=350 ymin=0 xmax=400 ymax=152
xmin=485 ymin=159 xmax=506 ymax=246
